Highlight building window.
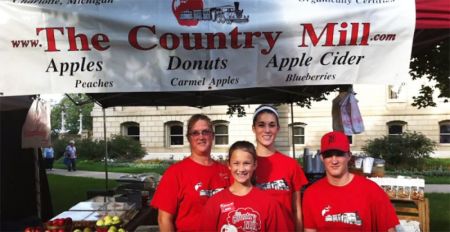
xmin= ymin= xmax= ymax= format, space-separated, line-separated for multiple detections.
xmin=290 ymin=123 xmax=306 ymax=145
xmin=387 ymin=121 xmax=407 ymax=135
xmin=347 ymin=135 xmax=353 ymax=145
xmin=387 ymin=83 xmax=406 ymax=101
xmin=165 ymin=121 xmax=183 ymax=146
xmin=439 ymin=120 xmax=450 ymax=144
xmin=213 ymin=120 xmax=229 ymax=145
xmin=121 ymin=122 xmax=140 ymax=141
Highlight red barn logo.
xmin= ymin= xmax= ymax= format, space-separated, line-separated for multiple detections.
xmin=172 ymin=0 xmax=249 ymax=26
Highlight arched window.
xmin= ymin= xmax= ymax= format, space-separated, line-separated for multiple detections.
xmin=120 ymin=122 xmax=140 ymax=141
xmin=439 ymin=120 xmax=450 ymax=144
xmin=165 ymin=121 xmax=184 ymax=146
xmin=290 ymin=122 xmax=306 ymax=145
xmin=387 ymin=120 xmax=407 ymax=136
xmin=213 ymin=120 xmax=229 ymax=145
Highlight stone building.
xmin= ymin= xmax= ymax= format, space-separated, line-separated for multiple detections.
xmin=91 ymin=82 xmax=450 ymax=159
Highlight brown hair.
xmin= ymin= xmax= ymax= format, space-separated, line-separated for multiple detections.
xmin=228 ymin=141 xmax=257 ymax=185
xmin=186 ymin=114 xmax=213 ymax=137
xmin=252 ymin=105 xmax=280 ymax=127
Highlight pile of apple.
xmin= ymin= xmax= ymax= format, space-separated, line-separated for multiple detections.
xmin=45 ymin=217 xmax=72 ymax=231
xmin=95 ymin=215 xmax=125 ymax=232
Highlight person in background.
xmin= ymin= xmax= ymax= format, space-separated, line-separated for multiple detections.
xmin=252 ymin=105 xmax=308 ymax=231
xmin=303 ymin=131 xmax=399 ymax=231
xmin=150 ymin=114 xmax=231 ymax=231
xmin=200 ymin=141 xmax=291 ymax=231
xmin=65 ymin=140 xmax=77 ymax=172
xmin=43 ymin=145 xmax=54 ymax=170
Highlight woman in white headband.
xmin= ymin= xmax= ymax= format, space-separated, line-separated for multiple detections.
xmin=252 ymin=105 xmax=308 ymax=231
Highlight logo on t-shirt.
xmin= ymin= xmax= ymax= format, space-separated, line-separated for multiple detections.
xmin=321 ymin=206 xmax=362 ymax=226
xmin=256 ymin=178 xmax=290 ymax=191
xmin=194 ymin=182 xmax=224 ymax=197
xmin=220 ymin=202 xmax=235 ymax=213
xmin=226 ymin=208 xmax=261 ymax=231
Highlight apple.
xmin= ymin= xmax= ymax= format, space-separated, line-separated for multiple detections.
xmin=118 ymin=229 xmax=125 ymax=232
xmin=64 ymin=217 xmax=72 ymax=224
xmin=73 ymin=229 xmax=82 ymax=232
xmin=96 ymin=219 xmax=104 ymax=227
xmin=24 ymin=227 xmax=33 ymax=232
xmin=83 ymin=227 xmax=92 ymax=232
xmin=54 ymin=219 xmax=65 ymax=226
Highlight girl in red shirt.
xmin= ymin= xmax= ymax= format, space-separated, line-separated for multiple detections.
xmin=201 ymin=141 xmax=291 ymax=231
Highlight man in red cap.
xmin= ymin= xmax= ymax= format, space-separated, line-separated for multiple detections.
xmin=303 ymin=131 xmax=399 ymax=232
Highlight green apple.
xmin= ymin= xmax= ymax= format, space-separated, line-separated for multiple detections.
xmin=83 ymin=227 xmax=92 ymax=232
xmin=118 ymin=229 xmax=125 ymax=232
xmin=73 ymin=229 xmax=82 ymax=232
xmin=103 ymin=215 xmax=113 ymax=221
xmin=96 ymin=219 xmax=104 ymax=227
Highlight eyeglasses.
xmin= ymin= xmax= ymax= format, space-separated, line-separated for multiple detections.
xmin=189 ymin=130 xmax=213 ymax=137
xmin=322 ymin=150 xmax=348 ymax=159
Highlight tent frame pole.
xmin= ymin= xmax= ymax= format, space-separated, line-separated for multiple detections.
xmin=102 ymin=107 xmax=109 ymax=201
xmin=290 ymin=102 xmax=295 ymax=159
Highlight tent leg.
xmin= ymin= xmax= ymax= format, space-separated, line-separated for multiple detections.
xmin=102 ymin=107 xmax=109 ymax=202
xmin=290 ymin=103 xmax=295 ymax=159
xmin=34 ymin=148 xmax=41 ymax=219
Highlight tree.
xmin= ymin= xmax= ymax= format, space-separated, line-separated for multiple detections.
xmin=50 ymin=94 xmax=94 ymax=134
xmin=410 ymin=37 xmax=450 ymax=108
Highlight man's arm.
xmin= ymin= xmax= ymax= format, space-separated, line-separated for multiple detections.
xmin=304 ymin=228 xmax=317 ymax=232
xmin=292 ymin=190 xmax=303 ymax=231
xmin=158 ymin=209 xmax=175 ymax=232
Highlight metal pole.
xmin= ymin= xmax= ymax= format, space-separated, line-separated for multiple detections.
xmin=34 ymin=148 xmax=41 ymax=219
xmin=290 ymin=103 xmax=295 ymax=159
xmin=102 ymin=107 xmax=109 ymax=200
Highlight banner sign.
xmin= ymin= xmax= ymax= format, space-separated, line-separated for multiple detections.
xmin=0 ymin=0 xmax=415 ymax=96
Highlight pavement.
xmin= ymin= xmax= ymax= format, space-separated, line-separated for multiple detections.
xmin=46 ymin=168 xmax=130 ymax=180
xmin=46 ymin=169 xmax=450 ymax=193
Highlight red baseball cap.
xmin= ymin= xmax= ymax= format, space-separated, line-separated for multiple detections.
xmin=320 ymin=131 xmax=350 ymax=154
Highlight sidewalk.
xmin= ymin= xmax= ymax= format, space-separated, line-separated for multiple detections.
xmin=47 ymin=168 xmax=129 ymax=180
xmin=46 ymin=169 xmax=450 ymax=193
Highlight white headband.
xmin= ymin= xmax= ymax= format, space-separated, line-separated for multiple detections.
xmin=253 ymin=105 xmax=279 ymax=120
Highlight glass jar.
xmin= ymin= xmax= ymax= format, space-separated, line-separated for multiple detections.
xmin=372 ymin=164 xmax=385 ymax=177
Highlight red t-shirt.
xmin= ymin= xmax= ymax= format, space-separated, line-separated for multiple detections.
xmin=303 ymin=175 xmax=399 ymax=231
xmin=200 ymin=187 xmax=292 ymax=232
xmin=255 ymin=152 xmax=308 ymax=218
xmin=150 ymin=158 xmax=231 ymax=231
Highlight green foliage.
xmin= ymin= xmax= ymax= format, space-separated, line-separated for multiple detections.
xmin=362 ymin=131 xmax=436 ymax=169
xmin=51 ymin=135 xmax=146 ymax=161
xmin=410 ymin=38 xmax=450 ymax=108
xmin=108 ymin=135 xmax=146 ymax=161
xmin=50 ymin=94 xmax=94 ymax=134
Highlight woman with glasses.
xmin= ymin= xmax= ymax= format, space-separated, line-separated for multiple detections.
xmin=252 ymin=105 xmax=308 ymax=231
xmin=151 ymin=114 xmax=231 ymax=231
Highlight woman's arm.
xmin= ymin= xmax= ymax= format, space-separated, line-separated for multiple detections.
xmin=158 ymin=209 xmax=175 ymax=232
xmin=292 ymin=190 xmax=303 ymax=231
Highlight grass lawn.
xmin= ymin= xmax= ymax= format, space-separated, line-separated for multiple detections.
xmin=428 ymin=193 xmax=450 ymax=231
xmin=47 ymin=174 xmax=118 ymax=215
xmin=53 ymin=158 xmax=168 ymax=174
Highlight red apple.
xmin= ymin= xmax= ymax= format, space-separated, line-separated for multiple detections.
xmin=64 ymin=217 xmax=72 ymax=224
xmin=55 ymin=219 xmax=64 ymax=226
xmin=24 ymin=227 xmax=33 ymax=232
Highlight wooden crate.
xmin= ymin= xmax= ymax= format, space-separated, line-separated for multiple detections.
xmin=391 ymin=198 xmax=429 ymax=232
